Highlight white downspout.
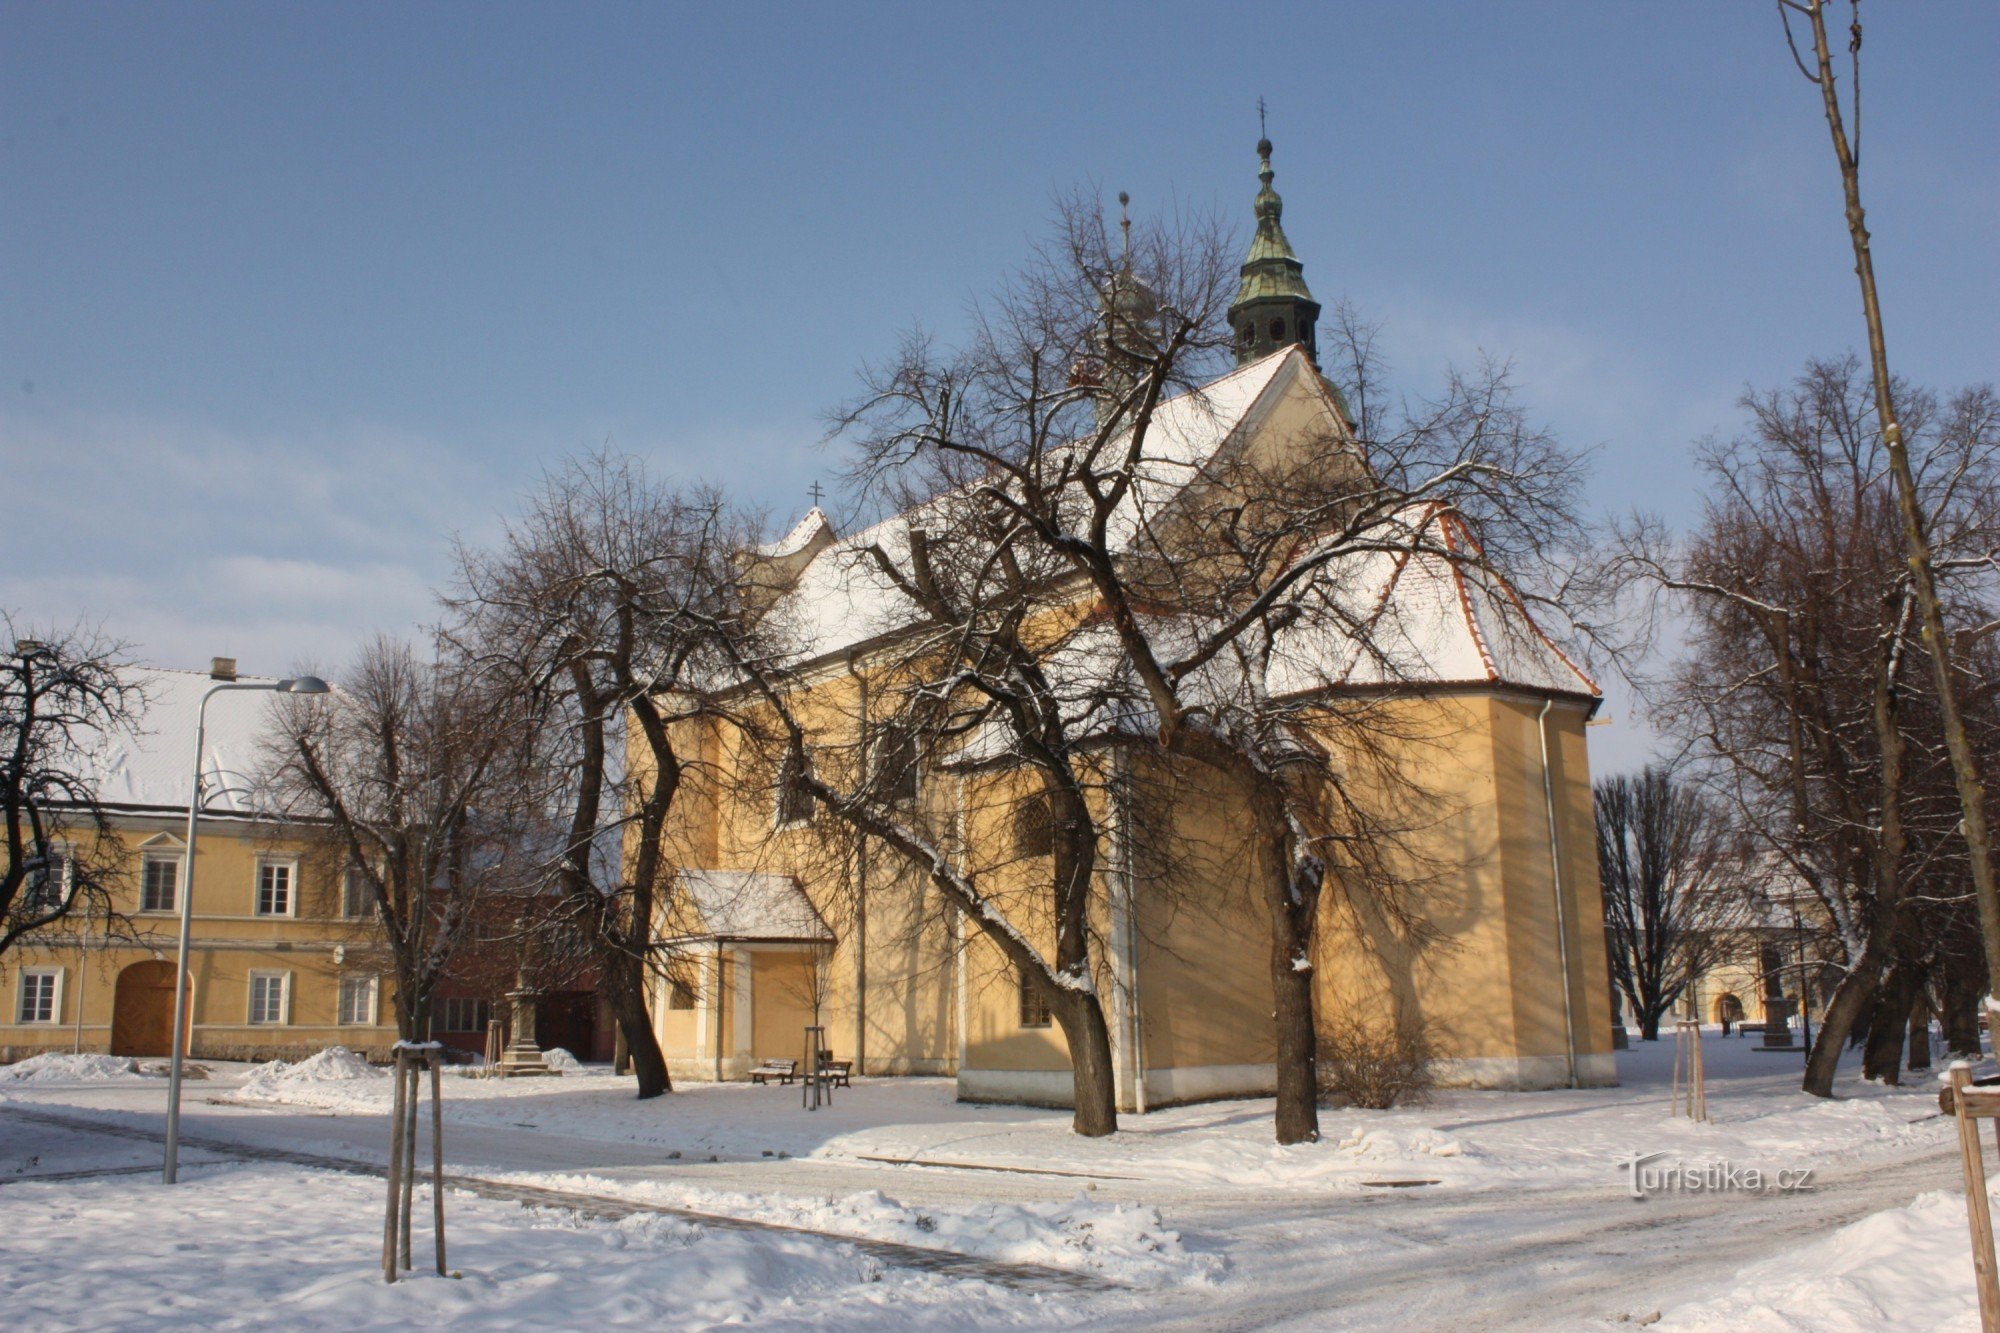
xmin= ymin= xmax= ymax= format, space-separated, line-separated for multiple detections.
xmin=1537 ymin=698 xmax=1579 ymax=1089
xmin=1112 ymin=747 xmax=1146 ymax=1114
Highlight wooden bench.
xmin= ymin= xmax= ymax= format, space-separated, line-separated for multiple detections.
xmin=750 ymin=1059 xmax=798 ymax=1085
xmin=817 ymin=1059 xmax=852 ymax=1089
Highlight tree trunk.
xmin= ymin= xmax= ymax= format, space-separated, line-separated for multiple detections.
xmin=1637 ymin=1007 xmax=1663 ymax=1043
xmin=1907 ymin=990 xmax=1933 ymax=1072
xmin=1804 ymin=958 xmax=1881 ymax=1097
xmin=1272 ymin=904 xmax=1320 ymax=1144
xmin=1259 ymin=811 xmax=1319 ymax=1145
xmin=603 ymin=949 xmax=671 ymax=1098
xmin=1943 ymin=960 xmax=1985 ymax=1056
xmin=1053 ymin=991 xmax=1119 ymax=1137
xmin=1860 ymin=963 xmax=1914 ymax=1085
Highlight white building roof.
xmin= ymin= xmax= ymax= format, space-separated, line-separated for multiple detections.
xmin=81 ymin=665 xmax=290 ymax=818
xmin=761 ymin=349 xmax=1305 ymax=667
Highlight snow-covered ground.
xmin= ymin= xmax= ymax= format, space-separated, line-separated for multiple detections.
xmin=0 ymin=1031 xmax=1969 ymax=1329
xmin=0 ymin=1159 xmax=1079 ymax=1329
xmin=212 ymin=1035 xmax=1943 ymax=1199
xmin=1658 ymin=1174 xmax=1995 ymax=1331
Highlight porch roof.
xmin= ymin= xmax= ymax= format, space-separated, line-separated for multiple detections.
xmin=672 ymin=869 xmax=833 ymax=943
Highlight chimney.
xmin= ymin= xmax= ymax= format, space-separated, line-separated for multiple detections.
xmin=209 ymin=657 xmax=238 ymax=682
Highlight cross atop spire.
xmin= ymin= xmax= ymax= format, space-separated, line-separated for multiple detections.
xmin=807 ymin=480 xmax=825 ymax=508
xmin=1257 ymin=95 xmax=1267 ymax=141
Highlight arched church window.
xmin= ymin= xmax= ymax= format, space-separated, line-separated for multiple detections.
xmin=1269 ymin=318 xmax=1286 ymax=341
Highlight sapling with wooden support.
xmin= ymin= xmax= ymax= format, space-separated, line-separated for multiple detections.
xmin=1671 ymin=1018 xmax=1708 ymax=1123
xmin=1942 ymin=1060 xmax=2000 ymax=1331
xmin=383 ymin=1040 xmax=451 ymax=1284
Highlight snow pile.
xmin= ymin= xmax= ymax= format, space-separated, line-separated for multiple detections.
xmin=541 ymin=1046 xmax=582 ymax=1072
xmin=0 ymin=1053 xmax=140 ymax=1083
xmin=1660 ymin=1179 xmax=1995 ymax=1330
xmin=522 ymin=1173 xmax=1220 ymax=1288
xmin=1331 ymin=1126 xmax=1464 ymax=1160
xmin=236 ymin=1046 xmax=385 ymax=1100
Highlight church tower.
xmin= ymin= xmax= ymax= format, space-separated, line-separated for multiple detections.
xmin=1228 ymin=136 xmax=1320 ymax=366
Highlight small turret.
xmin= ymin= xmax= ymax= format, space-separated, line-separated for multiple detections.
xmin=1228 ymin=136 xmax=1320 ymax=366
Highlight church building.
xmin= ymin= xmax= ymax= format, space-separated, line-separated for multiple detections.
xmin=642 ymin=139 xmax=1615 ymax=1107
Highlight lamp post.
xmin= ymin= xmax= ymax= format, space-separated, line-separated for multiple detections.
xmin=163 ymin=666 xmax=329 ymax=1184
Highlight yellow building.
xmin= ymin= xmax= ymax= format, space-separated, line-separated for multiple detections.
xmin=638 ymin=142 xmax=1611 ymax=1107
xmin=0 ymin=666 xmax=398 ymax=1064
xmin=642 ymin=351 xmax=1612 ymax=1105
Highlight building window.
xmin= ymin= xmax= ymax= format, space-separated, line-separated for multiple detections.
xmin=439 ymin=996 xmax=492 ymax=1033
xmin=1014 ymin=793 xmax=1054 ymax=858
xmin=16 ymin=968 xmax=61 ymax=1024
xmin=23 ymin=847 xmax=70 ymax=912
xmin=1018 ymin=967 xmax=1052 ymax=1029
xmin=775 ymin=751 xmax=815 ymax=828
xmin=1268 ymin=317 xmax=1286 ymax=341
xmin=341 ymin=865 xmax=372 ymax=919
xmin=667 ymin=981 xmax=697 ymax=1011
xmin=872 ymin=727 xmax=919 ymax=807
xmin=255 ymin=861 xmax=295 ymax=916
xmin=248 ymin=972 xmax=290 ymax=1025
xmin=141 ymin=856 xmax=180 ymax=913
xmin=338 ymin=974 xmax=379 ymax=1026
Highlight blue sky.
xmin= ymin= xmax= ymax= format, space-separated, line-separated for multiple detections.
xmin=3 ymin=2 xmax=1996 ymax=772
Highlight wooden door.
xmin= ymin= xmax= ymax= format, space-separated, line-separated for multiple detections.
xmin=111 ymin=961 xmax=185 ymax=1057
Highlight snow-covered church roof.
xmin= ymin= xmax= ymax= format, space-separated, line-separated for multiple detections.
xmin=751 ymin=345 xmax=1595 ymax=704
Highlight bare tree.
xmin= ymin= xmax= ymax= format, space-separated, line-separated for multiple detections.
xmin=2 ymin=621 xmax=145 ymax=958
xmin=453 ymin=454 xmax=752 ymax=1099
xmin=1778 ymin=0 xmax=2000 ymax=989
xmin=1619 ymin=358 xmax=2000 ymax=1093
xmin=265 ymin=635 xmax=530 ymax=1041
xmin=1595 ymin=766 xmax=1753 ymax=1041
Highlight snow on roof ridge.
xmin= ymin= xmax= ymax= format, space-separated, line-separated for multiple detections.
xmin=758 ymin=507 xmax=834 ymax=559
xmin=136 ymin=663 xmax=284 ymax=682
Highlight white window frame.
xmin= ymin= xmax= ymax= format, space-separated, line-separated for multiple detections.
xmin=340 ymin=864 xmax=372 ymax=920
xmin=15 ymin=967 xmax=63 ymax=1024
xmin=248 ymin=970 xmax=291 ymax=1025
xmin=25 ymin=843 xmax=73 ymax=913
xmin=254 ymin=859 xmax=297 ymax=917
xmin=141 ymin=854 xmax=181 ymax=914
xmin=337 ymin=973 xmax=379 ymax=1026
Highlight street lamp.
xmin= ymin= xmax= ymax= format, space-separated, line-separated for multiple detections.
xmin=163 ymin=666 xmax=330 ymax=1184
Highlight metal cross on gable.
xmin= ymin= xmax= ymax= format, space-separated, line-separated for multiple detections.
xmin=808 ymin=480 xmax=825 ymax=507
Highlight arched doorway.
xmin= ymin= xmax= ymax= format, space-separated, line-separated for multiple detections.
xmin=112 ymin=960 xmax=188 ymax=1057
